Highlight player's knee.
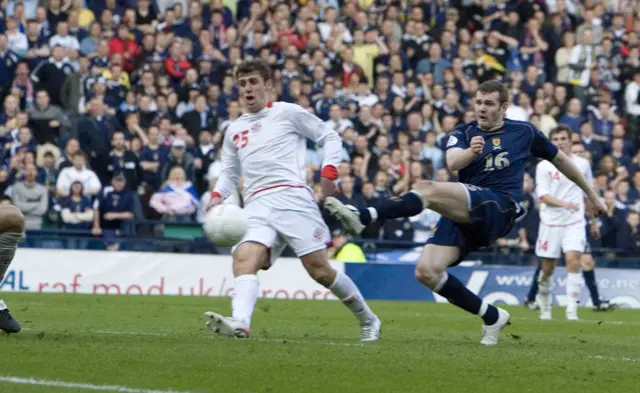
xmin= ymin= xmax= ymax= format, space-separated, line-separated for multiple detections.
xmin=0 ymin=205 xmax=25 ymax=234
xmin=307 ymin=264 xmax=334 ymax=286
xmin=232 ymin=242 xmax=266 ymax=275
xmin=301 ymin=250 xmax=334 ymax=286
xmin=414 ymin=262 xmax=443 ymax=289
xmin=540 ymin=260 xmax=555 ymax=276
xmin=581 ymin=256 xmax=594 ymax=271
xmin=413 ymin=180 xmax=436 ymax=200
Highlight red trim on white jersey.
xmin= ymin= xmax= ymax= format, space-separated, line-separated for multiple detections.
xmin=250 ymin=184 xmax=306 ymax=198
xmin=266 ymin=101 xmax=273 ymax=108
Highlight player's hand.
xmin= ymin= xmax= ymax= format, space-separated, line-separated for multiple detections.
xmin=469 ymin=136 xmax=485 ymax=155
xmin=565 ymin=202 xmax=579 ymax=212
xmin=92 ymin=227 xmax=102 ymax=236
xmin=320 ymin=177 xmax=337 ymax=199
xmin=206 ymin=196 xmax=223 ymax=213
xmin=590 ymin=198 xmax=607 ymax=218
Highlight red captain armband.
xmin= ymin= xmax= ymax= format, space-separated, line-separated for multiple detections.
xmin=210 ymin=191 xmax=222 ymax=200
xmin=321 ymin=165 xmax=338 ymax=181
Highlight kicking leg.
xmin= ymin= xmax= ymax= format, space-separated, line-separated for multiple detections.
xmin=205 ymin=241 xmax=267 ymax=338
xmin=415 ymin=244 xmax=510 ymax=346
xmin=325 ymin=181 xmax=471 ymax=235
xmin=301 ymin=249 xmax=381 ymax=342
xmin=564 ymin=251 xmax=582 ymax=321
xmin=525 ymin=263 xmax=541 ymax=309
xmin=0 ymin=206 xmax=25 ymax=334
xmin=537 ymin=258 xmax=556 ymax=321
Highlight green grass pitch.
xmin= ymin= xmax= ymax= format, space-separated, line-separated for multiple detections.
xmin=0 ymin=293 xmax=638 ymax=393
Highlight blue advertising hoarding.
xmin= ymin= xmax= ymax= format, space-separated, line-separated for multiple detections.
xmin=345 ymin=263 xmax=640 ymax=308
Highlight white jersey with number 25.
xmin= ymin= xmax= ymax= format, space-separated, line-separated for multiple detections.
xmin=535 ymin=155 xmax=592 ymax=226
xmin=213 ymin=101 xmax=343 ymax=205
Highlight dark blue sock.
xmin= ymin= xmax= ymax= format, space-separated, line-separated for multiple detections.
xmin=526 ymin=264 xmax=541 ymax=302
xmin=583 ymin=270 xmax=600 ymax=306
xmin=436 ymin=273 xmax=499 ymax=325
xmin=358 ymin=192 xmax=424 ymax=226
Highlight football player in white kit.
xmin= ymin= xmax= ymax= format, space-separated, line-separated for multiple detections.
xmin=203 ymin=60 xmax=381 ymax=341
xmin=535 ymin=125 xmax=593 ymax=321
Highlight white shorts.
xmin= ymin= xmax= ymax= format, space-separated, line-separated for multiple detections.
xmin=535 ymin=221 xmax=586 ymax=259
xmin=233 ymin=187 xmax=330 ymax=265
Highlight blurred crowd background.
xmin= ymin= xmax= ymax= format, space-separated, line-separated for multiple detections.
xmin=0 ymin=0 xmax=638 ymax=256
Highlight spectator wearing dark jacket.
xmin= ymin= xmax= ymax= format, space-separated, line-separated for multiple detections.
xmin=600 ymin=190 xmax=628 ymax=249
xmin=30 ymin=46 xmax=73 ymax=107
xmin=617 ymin=211 xmax=640 ymax=257
xmin=159 ymin=138 xmax=195 ymax=184
xmin=29 ymin=90 xmax=68 ymax=165
xmin=180 ymin=94 xmax=217 ymax=140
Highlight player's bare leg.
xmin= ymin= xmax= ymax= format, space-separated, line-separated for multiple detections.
xmin=0 ymin=205 xmax=25 ymax=334
xmin=205 ymin=241 xmax=267 ymax=338
xmin=415 ymin=244 xmax=510 ymax=346
xmin=564 ymin=251 xmax=582 ymax=320
xmin=537 ymin=258 xmax=556 ymax=320
xmin=301 ymin=249 xmax=381 ymax=341
xmin=325 ymin=181 xmax=471 ymax=235
xmin=581 ymin=254 xmax=615 ymax=312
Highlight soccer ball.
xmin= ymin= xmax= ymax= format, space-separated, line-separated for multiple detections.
xmin=203 ymin=204 xmax=248 ymax=247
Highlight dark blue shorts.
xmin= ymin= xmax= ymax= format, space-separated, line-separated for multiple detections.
xmin=427 ymin=184 xmax=517 ymax=265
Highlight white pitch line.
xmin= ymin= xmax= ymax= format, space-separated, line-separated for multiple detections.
xmin=0 ymin=376 xmax=191 ymax=393
xmin=589 ymin=355 xmax=640 ymax=363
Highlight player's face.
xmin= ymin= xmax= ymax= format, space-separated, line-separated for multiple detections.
xmin=474 ymin=91 xmax=506 ymax=130
xmin=237 ymin=72 xmax=272 ymax=113
xmin=550 ymin=131 xmax=571 ymax=154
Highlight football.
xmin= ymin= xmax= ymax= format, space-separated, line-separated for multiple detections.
xmin=203 ymin=204 xmax=248 ymax=247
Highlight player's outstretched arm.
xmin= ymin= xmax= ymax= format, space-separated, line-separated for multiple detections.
xmin=209 ymin=131 xmax=241 ymax=208
xmin=551 ymin=150 xmax=606 ymax=216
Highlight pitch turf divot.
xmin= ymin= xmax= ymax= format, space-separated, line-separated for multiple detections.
xmin=0 ymin=376 xmax=191 ymax=393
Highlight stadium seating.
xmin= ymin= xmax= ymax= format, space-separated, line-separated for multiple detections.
xmin=0 ymin=0 xmax=638 ymax=258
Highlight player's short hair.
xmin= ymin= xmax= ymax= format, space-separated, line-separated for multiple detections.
xmin=477 ymin=80 xmax=509 ymax=104
xmin=235 ymin=59 xmax=272 ymax=82
xmin=549 ymin=125 xmax=572 ymax=139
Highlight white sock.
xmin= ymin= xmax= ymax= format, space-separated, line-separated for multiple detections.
xmin=231 ymin=275 xmax=259 ymax=326
xmin=0 ymin=299 xmax=6 ymax=310
xmin=329 ymin=271 xmax=375 ymax=323
xmin=566 ymin=272 xmax=582 ymax=305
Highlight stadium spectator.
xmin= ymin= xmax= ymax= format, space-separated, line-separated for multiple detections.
xmin=9 ymin=162 xmax=47 ymax=229
xmin=56 ymin=151 xmax=101 ymax=198
xmin=92 ymin=172 xmax=135 ymax=251
xmin=149 ymin=166 xmax=199 ymax=223
xmin=60 ymin=180 xmax=94 ymax=230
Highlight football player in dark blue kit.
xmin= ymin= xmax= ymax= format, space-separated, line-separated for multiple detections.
xmin=325 ymin=80 xmax=607 ymax=345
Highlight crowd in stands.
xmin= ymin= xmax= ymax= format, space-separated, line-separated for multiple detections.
xmin=0 ymin=0 xmax=638 ymax=255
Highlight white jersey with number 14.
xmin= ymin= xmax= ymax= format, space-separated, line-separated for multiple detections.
xmin=535 ymin=155 xmax=592 ymax=226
